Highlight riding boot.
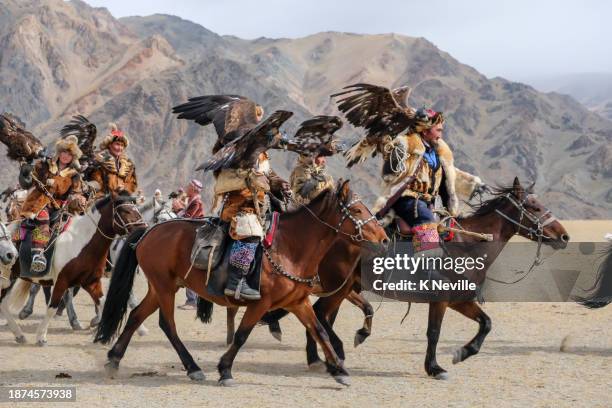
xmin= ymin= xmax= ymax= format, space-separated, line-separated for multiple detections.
xmin=224 ymin=265 xmax=261 ymax=301
xmin=224 ymin=240 xmax=261 ymax=301
xmin=30 ymin=248 xmax=47 ymax=274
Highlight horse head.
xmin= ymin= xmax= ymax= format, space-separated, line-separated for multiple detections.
xmin=307 ymin=179 xmax=389 ymax=251
xmin=495 ymin=177 xmax=570 ymax=249
xmin=95 ymin=190 xmax=147 ymax=238
xmin=0 ymin=222 xmax=17 ymax=289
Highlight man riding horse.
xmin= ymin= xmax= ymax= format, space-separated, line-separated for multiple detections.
xmin=333 ymin=83 xmax=486 ymax=250
xmin=18 ymin=135 xmax=87 ymax=274
xmin=173 ymin=95 xmax=293 ymax=301
xmin=87 ymin=123 xmax=138 ymax=197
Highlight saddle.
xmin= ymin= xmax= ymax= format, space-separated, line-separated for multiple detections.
xmin=190 ymin=213 xmax=279 ymax=298
xmin=17 ymin=216 xmax=69 ymax=279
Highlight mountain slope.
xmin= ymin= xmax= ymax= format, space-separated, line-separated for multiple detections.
xmin=0 ymin=1 xmax=609 ymax=219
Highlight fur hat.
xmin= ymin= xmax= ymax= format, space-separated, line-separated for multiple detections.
xmin=100 ymin=123 xmax=129 ymax=149
xmin=55 ymin=135 xmax=83 ymax=161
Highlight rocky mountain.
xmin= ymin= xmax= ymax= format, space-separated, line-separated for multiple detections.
xmin=527 ymin=72 xmax=612 ymax=121
xmin=0 ymin=0 xmax=610 ymax=219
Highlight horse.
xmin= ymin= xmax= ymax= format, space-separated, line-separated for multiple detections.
xmin=0 ymin=223 xmax=19 ymax=291
xmin=267 ymin=177 xmax=571 ymax=379
xmin=0 ymin=192 xmax=145 ymax=345
xmin=95 ymin=180 xmax=389 ymax=386
xmin=138 ymin=198 xmax=176 ymax=224
xmin=575 ymin=235 xmax=612 ymax=309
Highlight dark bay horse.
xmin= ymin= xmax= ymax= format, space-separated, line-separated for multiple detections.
xmin=0 ymin=192 xmax=144 ymax=345
xmin=95 ymin=181 xmax=388 ymax=386
xmin=271 ymin=178 xmax=571 ymax=379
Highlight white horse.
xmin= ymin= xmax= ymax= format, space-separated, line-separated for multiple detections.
xmin=0 ymin=222 xmax=23 ymax=325
xmin=0 ymin=195 xmax=144 ymax=345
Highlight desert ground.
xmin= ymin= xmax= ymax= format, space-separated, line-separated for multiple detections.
xmin=0 ymin=220 xmax=610 ymax=408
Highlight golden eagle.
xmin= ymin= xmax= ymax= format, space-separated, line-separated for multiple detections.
xmin=285 ymin=115 xmax=344 ymax=157
xmin=331 ymin=83 xmax=416 ymax=167
xmin=0 ymin=113 xmax=45 ymax=162
xmin=60 ymin=115 xmax=98 ymax=163
xmin=172 ymin=94 xmax=293 ymax=171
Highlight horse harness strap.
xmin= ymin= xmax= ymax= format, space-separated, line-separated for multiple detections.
xmin=263 ymin=247 xmax=320 ymax=287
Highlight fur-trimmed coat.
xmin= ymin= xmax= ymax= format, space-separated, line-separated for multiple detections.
xmin=214 ymin=153 xmax=287 ymax=223
xmin=87 ymin=150 xmax=137 ymax=197
xmin=381 ymin=133 xmax=482 ymax=216
xmin=19 ymin=159 xmax=83 ymax=219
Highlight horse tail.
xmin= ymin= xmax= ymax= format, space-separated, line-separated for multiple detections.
xmin=94 ymin=227 xmax=146 ymax=344
xmin=196 ymin=296 xmax=213 ymax=323
xmin=575 ymin=246 xmax=612 ymax=309
xmin=260 ymin=308 xmax=289 ymax=325
xmin=7 ymin=279 xmax=32 ymax=313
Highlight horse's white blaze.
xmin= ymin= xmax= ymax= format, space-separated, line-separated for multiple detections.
xmin=51 ymin=207 xmax=102 ymax=281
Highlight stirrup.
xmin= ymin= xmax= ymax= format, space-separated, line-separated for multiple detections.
xmin=31 ymin=252 xmax=47 ymax=273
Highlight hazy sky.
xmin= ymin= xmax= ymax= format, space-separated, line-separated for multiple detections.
xmin=83 ymin=0 xmax=612 ymax=80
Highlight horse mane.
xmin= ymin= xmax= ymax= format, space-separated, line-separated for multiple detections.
xmin=281 ymin=186 xmax=335 ymax=218
xmin=459 ymin=182 xmax=534 ymax=219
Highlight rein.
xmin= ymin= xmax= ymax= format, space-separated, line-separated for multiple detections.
xmin=265 ymin=191 xmax=377 ymax=286
xmin=488 ymin=193 xmax=558 ymax=284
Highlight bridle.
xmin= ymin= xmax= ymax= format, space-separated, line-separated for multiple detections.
xmin=490 ymin=192 xmax=559 ymax=282
xmin=112 ymin=201 xmax=147 ymax=235
xmin=301 ymin=191 xmax=378 ymax=243
xmin=265 ymin=189 xmax=379 ymax=287
xmin=92 ymin=198 xmax=147 ymax=240
xmin=0 ymin=222 xmax=15 ymax=286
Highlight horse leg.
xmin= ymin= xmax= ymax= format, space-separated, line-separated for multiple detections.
xmin=35 ymin=279 xmax=70 ymax=346
xmin=106 ymin=286 xmax=159 ymax=376
xmin=85 ymin=280 xmax=104 ymax=328
xmin=267 ymin=316 xmax=282 ymax=342
xmin=156 ymin=290 xmax=203 ymax=381
xmin=449 ymin=301 xmax=492 ymax=364
xmin=425 ymin=302 xmax=449 ymax=380
xmin=347 ymin=291 xmax=374 ymax=347
xmin=63 ymin=287 xmax=84 ymax=330
xmin=226 ymin=306 xmax=238 ymax=346
xmin=128 ymin=290 xmax=148 ymax=336
xmin=218 ymin=301 xmax=271 ymax=386
xmin=289 ymin=298 xmax=350 ymax=386
xmin=18 ymin=283 xmax=40 ymax=320
xmin=0 ymin=281 xmax=29 ymax=343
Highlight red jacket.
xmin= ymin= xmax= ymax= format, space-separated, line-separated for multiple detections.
xmin=180 ymin=195 xmax=204 ymax=219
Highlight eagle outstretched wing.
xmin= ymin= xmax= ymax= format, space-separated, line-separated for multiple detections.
xmin=331 ymin=83 xmax=415 ymax=167
xmin=196 ymin=110 xmax=293 ymax=172
xmin=172 ymin=95 xmax=262 ymax=152
xmin=286 ymin=115 xmax=344 ymax=157
xmin=0 ymin=113 xmax=45 ymax=162
xmin=60 ymin=115 xmax=97 ymax=161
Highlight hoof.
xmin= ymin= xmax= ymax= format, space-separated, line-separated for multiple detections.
xmin=270 ymin=330 xmax=282 ymax=343
xmin=36 ymin=339 xmax=48 ymax=347
xmin=354 ymin=332 xmax=367 ymax=348
xmin=104 ymin=359 xmax=119 ymax=377
xmin=90 ymin=317 xmax=100 ymax=327
xmin=333 ymin=375 xmax=351 ymax=387
xmin=70 ymin=320 xmax=85 ymax=331
xmin=434 ymin=372 xmax=449 ymax=380
xmin=218 ymin=378 xmax=236 ymax=387
xmin=188 ymin=370 xmax=205 ymax=382
xmin=308 ymin=360 xmax=326 ymax=373
xmin=18 ymin=310 xmax=32 ymax=320
xmin=15 ymin=335 xmax=27 ymax=344
xmin=137 ymin=325 xmax=149 ymax=337
xmin=452 ymin=349 xmax=463 ymax=365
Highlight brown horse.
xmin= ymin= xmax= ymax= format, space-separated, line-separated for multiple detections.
xmin=0 ymin=192 xmax=144 ymax=345
xmin=268 ymin=177 xmax=571 ymax=379
xmin=94 ymin=180 xmax=388 ymax=386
